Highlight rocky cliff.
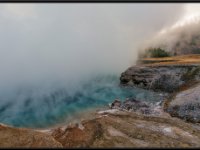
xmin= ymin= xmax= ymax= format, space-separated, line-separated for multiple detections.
xmin=120 ymin=55 xmax=200 ymax=93
xmin=165 ymin=83 xmax=200 ymax=123
xmin=120 ymin=54 xmax=200 ymax=124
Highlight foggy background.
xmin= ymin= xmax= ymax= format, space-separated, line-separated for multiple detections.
xmin=139 ymin=4 xmax=200 ymax=56
xmin=141 ymin=12 xmax=200 ymax=55
xmin=0 ymin=4 xmax=185 ymax=90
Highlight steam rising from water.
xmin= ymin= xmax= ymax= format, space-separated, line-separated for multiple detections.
xmin=0 ymin=75 xmax=164 ymax=128
xmin=0 ymin=4 xmax=186 ymax=127
xmin=0 ymin=4 xmax=185 ymax=87
xmin=140 ymin=4 xmax=200 ymax=55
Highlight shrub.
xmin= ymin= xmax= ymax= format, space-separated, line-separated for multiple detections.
xmin=147 ymin=47 xmax=170 ymax=58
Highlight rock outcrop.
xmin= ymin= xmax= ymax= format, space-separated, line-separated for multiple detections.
xmin=49 ymin=110 xmax=200 ymax=148
xmin=120 ymin=64 xmax=200 ymax=93
xmin=165 ymin=83 xmax=200 ymax=123
xmin=110 ymin=98 xmax=152 ymax=115
xmin=46 ymin=96 xmax=200 ymax=148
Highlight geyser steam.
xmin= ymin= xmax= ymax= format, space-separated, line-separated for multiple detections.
xmin=0 ymin=4 xmax=185 ymax=128
xmin=140 ymin=4 xmax=200 ymax=55
xmin=0 ymin=4 xmax=184 ymax=87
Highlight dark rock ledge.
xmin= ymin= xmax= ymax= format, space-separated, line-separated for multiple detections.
xmin=120 ymin=65 xmax=200 ymax=93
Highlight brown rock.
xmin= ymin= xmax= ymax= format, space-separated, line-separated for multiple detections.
xmin=51 ymin=111 xmax=200 ymax=148
xmin=0 ymin=124 xmax=62 ymax=148
xmin=51 ymin=119 xmax=103 ymax=148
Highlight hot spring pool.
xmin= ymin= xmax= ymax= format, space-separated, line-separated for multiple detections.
xmin=0 ymin=75 xmax=164 ymax=128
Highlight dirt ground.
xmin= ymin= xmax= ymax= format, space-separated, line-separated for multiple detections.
xmin=139 ymin=54 xmax=200 ymax=66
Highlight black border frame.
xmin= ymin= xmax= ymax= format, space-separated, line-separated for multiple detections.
xmin=0 ymin=0 xmax=200 ymax=3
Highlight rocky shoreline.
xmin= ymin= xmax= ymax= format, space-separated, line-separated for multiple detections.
xmin=1 ymin=54 xmax=200 ymax=148
xmin=120 ymin=64 xmax=200 ymax=93
xmin=120 ymin=55 xmax=200 ymax=123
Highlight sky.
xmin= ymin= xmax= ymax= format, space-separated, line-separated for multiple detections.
xmin=0 ymin=3 xmax=198 ymax=91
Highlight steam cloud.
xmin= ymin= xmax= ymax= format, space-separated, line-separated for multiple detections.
xmin=0 ymin=4 xmax=187 ymax=127
xmin=140 ymin=6 xmax=200 ymax=55
xmin=0 ymin=4 xmax=185 ymax=89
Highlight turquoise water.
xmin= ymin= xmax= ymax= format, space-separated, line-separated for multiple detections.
xmin=0 ymin=75 xmax=163 ymax=128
